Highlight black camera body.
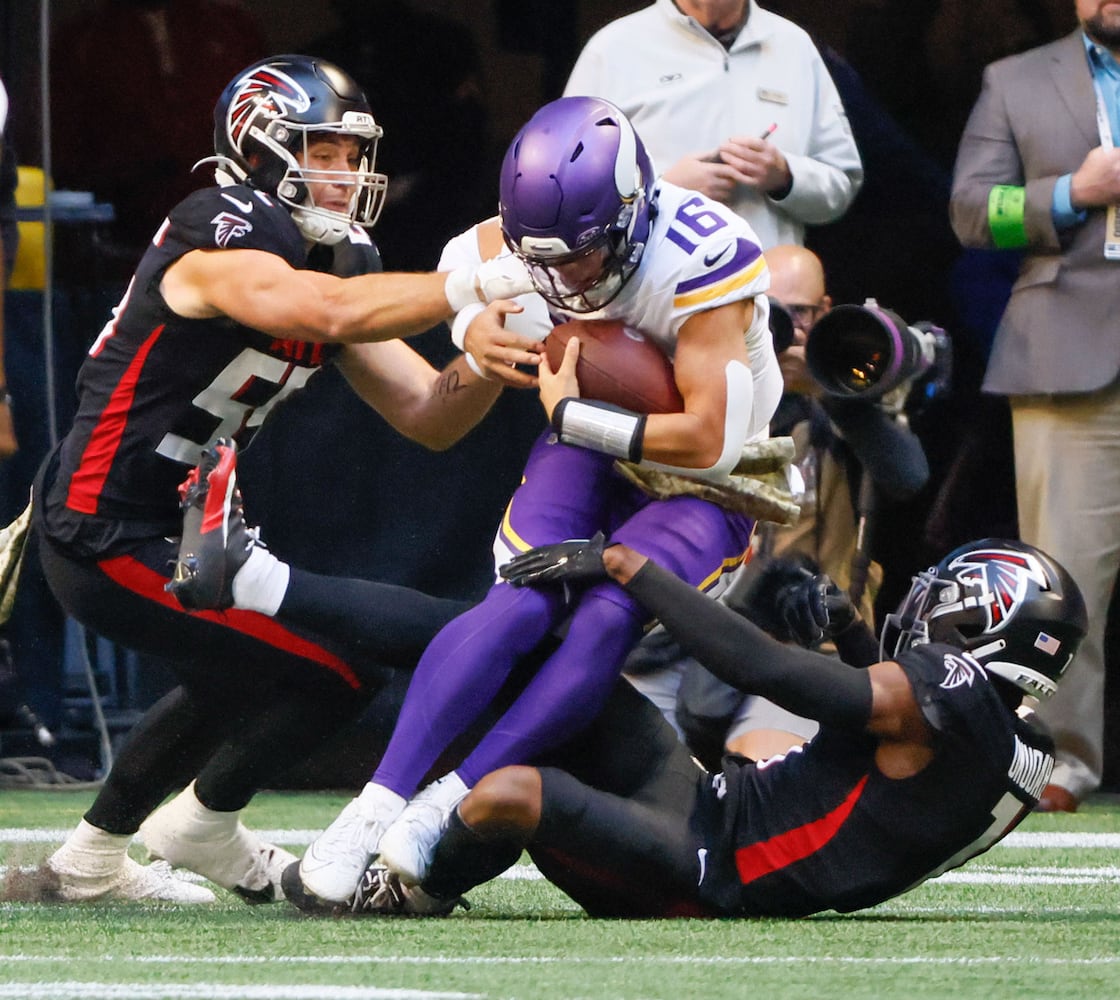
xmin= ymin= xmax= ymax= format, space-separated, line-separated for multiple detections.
xmin=803 ymin=299 xmax=951 ymax=403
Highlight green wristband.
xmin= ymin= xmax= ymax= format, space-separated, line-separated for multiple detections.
xmin=988 ymin=185 xmax=1028 ymax=249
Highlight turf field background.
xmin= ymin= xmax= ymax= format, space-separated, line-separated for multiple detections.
xmin=2 ymin=789 xmax=1119 ymax=999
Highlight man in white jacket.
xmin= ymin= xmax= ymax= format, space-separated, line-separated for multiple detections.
xmin=564 ymin=0 xmax=863 ymax=250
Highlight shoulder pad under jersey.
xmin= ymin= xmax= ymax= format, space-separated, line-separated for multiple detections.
xmin=166 ymin=186 xmax=305 ymax=268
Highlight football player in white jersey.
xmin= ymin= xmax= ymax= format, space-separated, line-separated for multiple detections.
xmin=265 ymin=97 xmax=785 ymax=910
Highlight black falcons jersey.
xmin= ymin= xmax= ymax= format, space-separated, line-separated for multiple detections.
xmin=41 ymin=184 xmax=381 ymax=557
xmin=706 ymin=643 xmax=1054 ymax=917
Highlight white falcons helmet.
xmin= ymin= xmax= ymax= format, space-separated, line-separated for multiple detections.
xmin=880 ymin=538 xmax=1087 ymax=699
xmin=211 ymin=54 xmax=388 ymax=245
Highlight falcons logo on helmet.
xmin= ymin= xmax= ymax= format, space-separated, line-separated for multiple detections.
xmin=945 ymin=547 xmax=1048 ymax=633
xmin=210 ymin=212 xmax=253 ymax=248
xmin=226 ymin=67 xmax=312 ymax=153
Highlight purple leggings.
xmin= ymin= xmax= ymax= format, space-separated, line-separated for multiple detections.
xmin=373 ymin=432 xmax=754 ymax=793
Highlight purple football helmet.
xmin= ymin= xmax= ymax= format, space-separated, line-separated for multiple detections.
xmin=499 ymin=97 xmax=655 ymax=313
xmin=880 ymin=538 xmax=1087 ymax=699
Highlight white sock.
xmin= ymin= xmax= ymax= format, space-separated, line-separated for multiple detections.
xmin=231 ymin=545 xmax=290 ymax=616
xmin=425 ymin=772 xmax=470 ymax=811
xmin=356 ymin=781 xmax=407 ymax=824
xmin=51 ymin=819 xmax=131 ymax=876
xmin=174 ymin=780 xmax=240 ymax=834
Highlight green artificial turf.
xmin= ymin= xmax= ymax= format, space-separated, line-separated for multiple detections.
xmin=2 ymin=789 xmax=1119 ymax=999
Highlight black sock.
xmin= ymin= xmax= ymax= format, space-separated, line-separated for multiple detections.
xmin=280 ymin=567 xmax=471 ymax=667
xmin=420 ymin=808 xmax=524 ymax=901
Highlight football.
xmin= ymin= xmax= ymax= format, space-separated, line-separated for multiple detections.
xmin=545 ymin=319 xmax=684 ymax=414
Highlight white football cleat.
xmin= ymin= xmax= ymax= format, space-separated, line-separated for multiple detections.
xmin=297 ymin=782 xmax=405 ymax=905
xmin=47 ymin=851 xmax=215 ymax=904
xmin=234 ymin=843 xmax=301 ymax=904
xmin=46 ymin=818 xmax=215 ymax=903
xmin=139 ymin=781 xmax=295 ymax=903
xmin=378 ymin=772 xmax=469 ymax=886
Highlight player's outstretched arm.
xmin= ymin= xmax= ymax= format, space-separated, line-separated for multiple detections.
xmin=503 ymin=540 xmax=873 ymax=730
xmin=161 ymin=248 xmax=532 ymax=345
xmin=606 ymin=550 xmax=871 ymax=729
xmin=609 ymin=549 xmax=932 ymax=752
xmin=336 ymin=339 xmax=504 ymax=451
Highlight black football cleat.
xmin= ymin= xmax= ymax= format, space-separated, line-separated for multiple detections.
xmin=166 ymin=438 xmax=253 ymax=611
xmin=280 ymin=860 xmax=348 ymax=917
xmin=349 ymin=864 xmax=467 ymax=918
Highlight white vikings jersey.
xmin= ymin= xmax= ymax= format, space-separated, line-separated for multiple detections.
xmin=573 ymin=180 xmax=781 ymax=442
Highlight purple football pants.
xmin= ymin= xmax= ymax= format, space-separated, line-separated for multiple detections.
xmin=372 ymin=432 xmax=755 ymax=794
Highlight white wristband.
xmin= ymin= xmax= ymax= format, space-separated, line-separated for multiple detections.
xmin=553 ymin=398 xmax=646 ymax=462
xmin=463 ymin=352 xmax=486 ymax=378
xmin=444 ymin=267 xmax=482 ymax=313
xmin=450 ymin=302 xmax=486 ymax=351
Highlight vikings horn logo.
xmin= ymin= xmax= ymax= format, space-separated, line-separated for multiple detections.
xmin=945 ymin=547 xmax=1048 ymax=633
xmin=226 ymin=67 xmax=312 ymax=154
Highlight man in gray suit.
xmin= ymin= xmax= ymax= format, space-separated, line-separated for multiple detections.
xmin=950 ymin=0 xmax=1120 ymax=812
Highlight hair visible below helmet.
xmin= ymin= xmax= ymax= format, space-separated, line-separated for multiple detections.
xmin=880 ymin=538 xmax=1088 ymax=700
xmin=211 ymin=54 xmax=388 ymax=245
xmin=499 ymin=96 xmax=655 ymax=313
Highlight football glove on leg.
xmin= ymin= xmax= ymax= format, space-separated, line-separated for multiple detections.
xmin=499 ymin=532 xmax=608 ymax=587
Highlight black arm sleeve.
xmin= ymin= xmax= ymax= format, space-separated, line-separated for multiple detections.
xmin=626 ymin=561 xmax=873 ymax=730
xmin=824 ymin=398 xmax=930 ymax=501
xmin=831 ymin=618 xmax=882 ymax=669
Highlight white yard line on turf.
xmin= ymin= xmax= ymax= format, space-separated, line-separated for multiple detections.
xmin=3 ymin=828 xmax=1120 ymax=849
xmin=0 ymin=987 xmax=479 ymax=1000
xmin=4 ymin=956 xmax=1120 ymax=967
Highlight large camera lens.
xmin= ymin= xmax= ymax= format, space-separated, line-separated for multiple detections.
xmin=806 ymin=303 xmax=918 ymax=399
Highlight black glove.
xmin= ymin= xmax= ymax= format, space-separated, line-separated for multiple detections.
xmin=774 ymin=572 xmax=857 ymax=647
xmin=729 ymin=555 xmax=819 ymax=639
xmin=499 ymin=531 xmax=608 ymax=588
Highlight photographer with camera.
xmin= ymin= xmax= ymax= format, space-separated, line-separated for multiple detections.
xmin=628 ymin=244 xmax=939 ymax=764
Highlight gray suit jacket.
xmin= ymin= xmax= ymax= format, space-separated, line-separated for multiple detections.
xmin=950 ymin=29 xmax=1120 ymax=396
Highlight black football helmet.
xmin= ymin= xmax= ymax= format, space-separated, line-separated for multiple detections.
xmin=210 ymin=54 xmax=388 ymax=245
xmin=880 ymin=538 xmax=1087 ymax=699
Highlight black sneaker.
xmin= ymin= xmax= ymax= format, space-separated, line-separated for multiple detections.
xmin=166 ymin=438 xmax=252 ymax=611
xmin=281 ymin=860 xmax=348 ymax=916
xmin=349 ymin=864 xmax=467 ymax=918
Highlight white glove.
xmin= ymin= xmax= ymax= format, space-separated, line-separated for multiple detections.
xmin=444 ymin=254 xmax=534 ymax=312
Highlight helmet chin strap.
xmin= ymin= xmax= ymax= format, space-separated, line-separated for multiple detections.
xmin=291 ymin=204 xmax=349 ymax=246
xmin=199 ymin=152 xmax=351 ymax=245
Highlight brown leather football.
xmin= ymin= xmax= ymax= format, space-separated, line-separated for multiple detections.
xmin=546 ymin=319 xmax=684 ymax=414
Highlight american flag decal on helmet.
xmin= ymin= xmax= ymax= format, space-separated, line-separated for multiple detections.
xmin=1034 ymin=632 xmax=1062 ymax=655
xmin=226 ymin=67 xmax=312 ymax=152
xmin=946 ymin=547 xmax=1048 ymax=633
